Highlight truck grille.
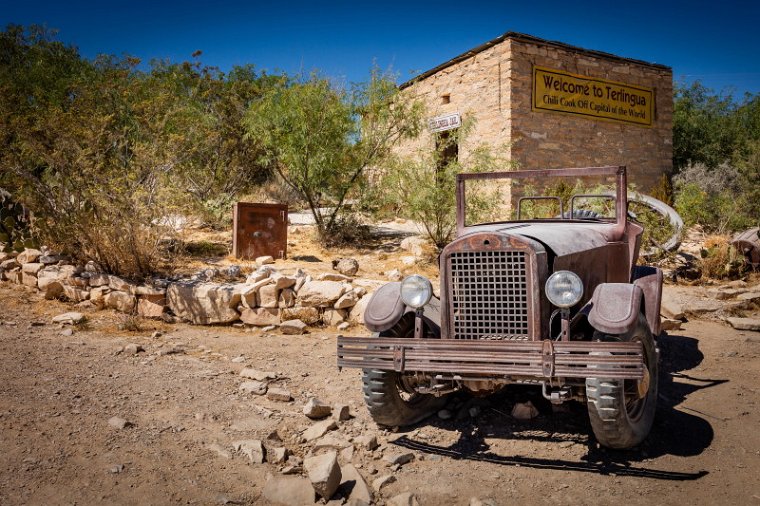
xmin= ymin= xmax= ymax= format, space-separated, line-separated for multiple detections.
xmin=448 ymin=250 xmax=530 ymax=340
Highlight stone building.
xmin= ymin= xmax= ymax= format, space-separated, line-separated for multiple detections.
xmin=397 ymin=32 xmax=673 ymax=192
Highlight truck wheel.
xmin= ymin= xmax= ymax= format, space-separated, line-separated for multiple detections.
xmin=586 ymin=313 xmax=658 ymax=449
xmin=362 ymin=315 xmax=447 ymax=427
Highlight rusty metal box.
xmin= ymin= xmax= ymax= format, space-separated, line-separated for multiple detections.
xmin=232 ymin=202 xmax=288 ymax=260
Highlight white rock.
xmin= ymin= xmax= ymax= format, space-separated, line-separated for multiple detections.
xmin=332 ymin=404 xmax=350 ymax=421
xmin=303 ymin=398 xmax=332 ymax=419
xmin=303 ymin=419 xmax=337 ymax=442
xmin=304 ymin=451 xmax=342 ymax=500
xmin=400 ymin=236 xmax=431 ymax=257
xmin=240 ymin=308 xmax=279 ymax=326
xmin=322 ymin=309 xmax=348 ymax=327
xmin=353 ymin=434 xmax=378 ymax=451
xmin=280 ymin=307 xmax=320 ymax=325
xmin=268 ymin=447 xmax=288 ymax=464
xmin=349 ymin=294 xmax=372 ymax=324
xmin=318 ymin=272 xmax=353 ymax=282
xmin=340 ymin=464 xmax=372 ymax=504
xmin=232 ymin=439 xmax=265 ymax=463
xmin=373 ymin=474 xmax=396 ymax=491
xmin=166 ymin=282 xmax=241 ymax=325
xmin=104 ymin=291 xmax=136 ymax=313
xmin=297 ymin=280 xmax=346 ymax=307
xmin=16 ymin=249 xmax=41 ymax=264
xmin=52 ymin=312 xmax=85 ymax=325
xmin=258 ymin=284 xmax=280 ymax=308
xmin=240 ymin=368 xmax=277 ymax=381
xmin=280 ymin=319 xmax=307 ymax=335
xmin=334 ymin=291 xmax=360 ymax=309
xmin=337 ymin=322 xmax=350 ymax=331
xmin=383 ymin=451 xmax=414 ymax=466
xmin=333 ymin=258 xmax=359 ymax=276
xmin=240 ymin=381 xmax=268 ymax=395
xmin=255 ymin=255 xmax=275 ymax=266
xmin=726 ymin=317 xmax=760 ymax=331
xmin=387 ymin=270 xmax=404 ymax=282
xmin=108 ymin=416 xmax=131 ymax=429
xmin=267 ymin=387 xmax=292 ymax=402
xmin=21 ymin=262 xmax=43 ymax=274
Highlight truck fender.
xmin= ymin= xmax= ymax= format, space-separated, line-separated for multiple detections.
xmin=363 ymin=282 xmax=442 ymax=335
xmin=588 ymin=283 xmax=644 ymax=336
xmin=632 ymin=265 xmax=663 ymax=336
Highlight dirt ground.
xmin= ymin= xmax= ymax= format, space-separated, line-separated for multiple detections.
xmin=1 ymin=279 xmax=760 ymax=505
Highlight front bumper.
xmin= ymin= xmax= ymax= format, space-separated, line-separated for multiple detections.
xmin=337 ymin=337 xmax=644 ymax=380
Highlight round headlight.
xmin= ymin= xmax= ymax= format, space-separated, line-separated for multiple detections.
xmin=400 ymin=275 xmax=433 ymax=309
xmin=545 ymin=270 xmax=584 ymax=308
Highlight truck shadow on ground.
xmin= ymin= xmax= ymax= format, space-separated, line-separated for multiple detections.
xmin=390 ymin=331 xmax=723 ymax=481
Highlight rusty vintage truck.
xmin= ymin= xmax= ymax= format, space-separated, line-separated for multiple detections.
xmin=337 ymin=166 xmax=662 ymax=449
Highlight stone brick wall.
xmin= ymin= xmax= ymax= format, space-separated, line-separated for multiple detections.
xmin=397 ymin=34 xmax=673 ymax=193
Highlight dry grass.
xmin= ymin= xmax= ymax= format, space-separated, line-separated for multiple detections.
xmin=700 ymin=235 xmax=746 ymax=280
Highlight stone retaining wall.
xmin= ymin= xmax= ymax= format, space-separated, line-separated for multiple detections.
xmin=0 ymin=249 xmax=377 ymax=333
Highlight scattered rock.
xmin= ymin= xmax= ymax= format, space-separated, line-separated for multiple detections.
xmin=726 ymin=317 xmax=760 ymax=331
xmin=401 ymin=256 xmax=417 ymax=266
xmin=63 ymin=285 xmax=90 ymax=303
xmin=660 ymin=293 xmax=685 ymax=320
xmin=305 ymin=451 xmax=342 ymax=500
xmin=278 ymin=288 xmax=296 ymax=308
xmin=339 ymin=464 xmax=372 ymax=505
xmin=372 ymin=474 xmax=396 ymax=491
xmin=262 ymin=476 xmax=315 ymax=506
xmin=511 ymin=400 xmax=539 ymax=420
xmin=349 ymin=294 xmax=372 ymax=324
xmin=267 ymin=447 xmax=288 ymax=464
xmin=239 ymin=381 xmax=268 ymax=395
xmin=108 ymin=416 xmax=132 ymax=430
xmin=256 ymin=256 xmax=275 ymax=267
xmin=333 ymin=258 xmax=359 ymax=276
xmin=52 ymin=312 xmax=85 ymax=325
xmin=738 ymin=291 xmax=760 ymax=303
xmin=387 ymin=492 xmax=420 ymax=506
xmin=400 ymin=237 xmax=431 ymax=258
xmin=272 ymin=273 xmax=297 ymax=290
xmin=124 ymin=344 xmax=144 ymax=355
xmin=470 ymin=498 xmax=498 ymax=506
xmin=232 ymin=439 xmax=265 ymax=464
xmin=266 ymin=387 xmax=292 ymax=402
xmin=240 ymin=368 xmax=277 ymax=381
xmin=280 ymin=319 xmax=307 ymax=335
xmin=683 ymin=299 xmax=723 ymax=316
xmin=303 ymin=419 xmax=338 ymax=442
xmin=707 ymin=287 xmax=748 ymax=300
xmin=313 ymin=434 xmax=352 ymax=451
xmin=337 ymin=322 xmax=350 ymax=331
xmin=383 ymin=451 xmax=414 ymax=466
xmin=387 ymin=269 xmax=404 ymax=282
xmin=318 ymin=272 xmax=353 ymax=282
xmin=303 ymin=398 xmax=332 ymax=419
xmin=353 ymin=434 xmax=378 ymax=451
xmin=333 ymin=404 xmax=351 ymax=421
xmin=59 ymin=328 xmax=74 ymax=337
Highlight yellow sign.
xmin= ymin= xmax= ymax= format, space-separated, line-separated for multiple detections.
xmin=532 ymin=66 xmax=654 ymax=127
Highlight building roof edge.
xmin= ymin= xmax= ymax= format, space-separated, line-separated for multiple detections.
xmin=399 ymin=31 xmax=672 ymax=90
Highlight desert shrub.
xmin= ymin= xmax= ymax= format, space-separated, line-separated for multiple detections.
xmin=699 ymin=235 xmax=747 ymax=279
xmin=321 ymin=213 xmax=373 ymax=248
xmin=673 ymin=163 xmax=755 ymax=233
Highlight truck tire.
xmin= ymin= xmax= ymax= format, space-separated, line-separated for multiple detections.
xmin=586 ymin=313 xmax=658 ymax=449
xmin=362 ymin=315 xmax=447 ymax=427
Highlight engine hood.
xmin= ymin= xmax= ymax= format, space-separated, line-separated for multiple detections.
xmin=460 ymin=222 xmax=613 ymax=257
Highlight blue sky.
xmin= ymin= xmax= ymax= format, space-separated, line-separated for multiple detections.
xmin=2 ymin=0 xmax=759 ymax=96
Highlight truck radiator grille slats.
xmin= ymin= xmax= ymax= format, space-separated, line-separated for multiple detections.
xmin=449 ymin=250 xmax=529 ymax=340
